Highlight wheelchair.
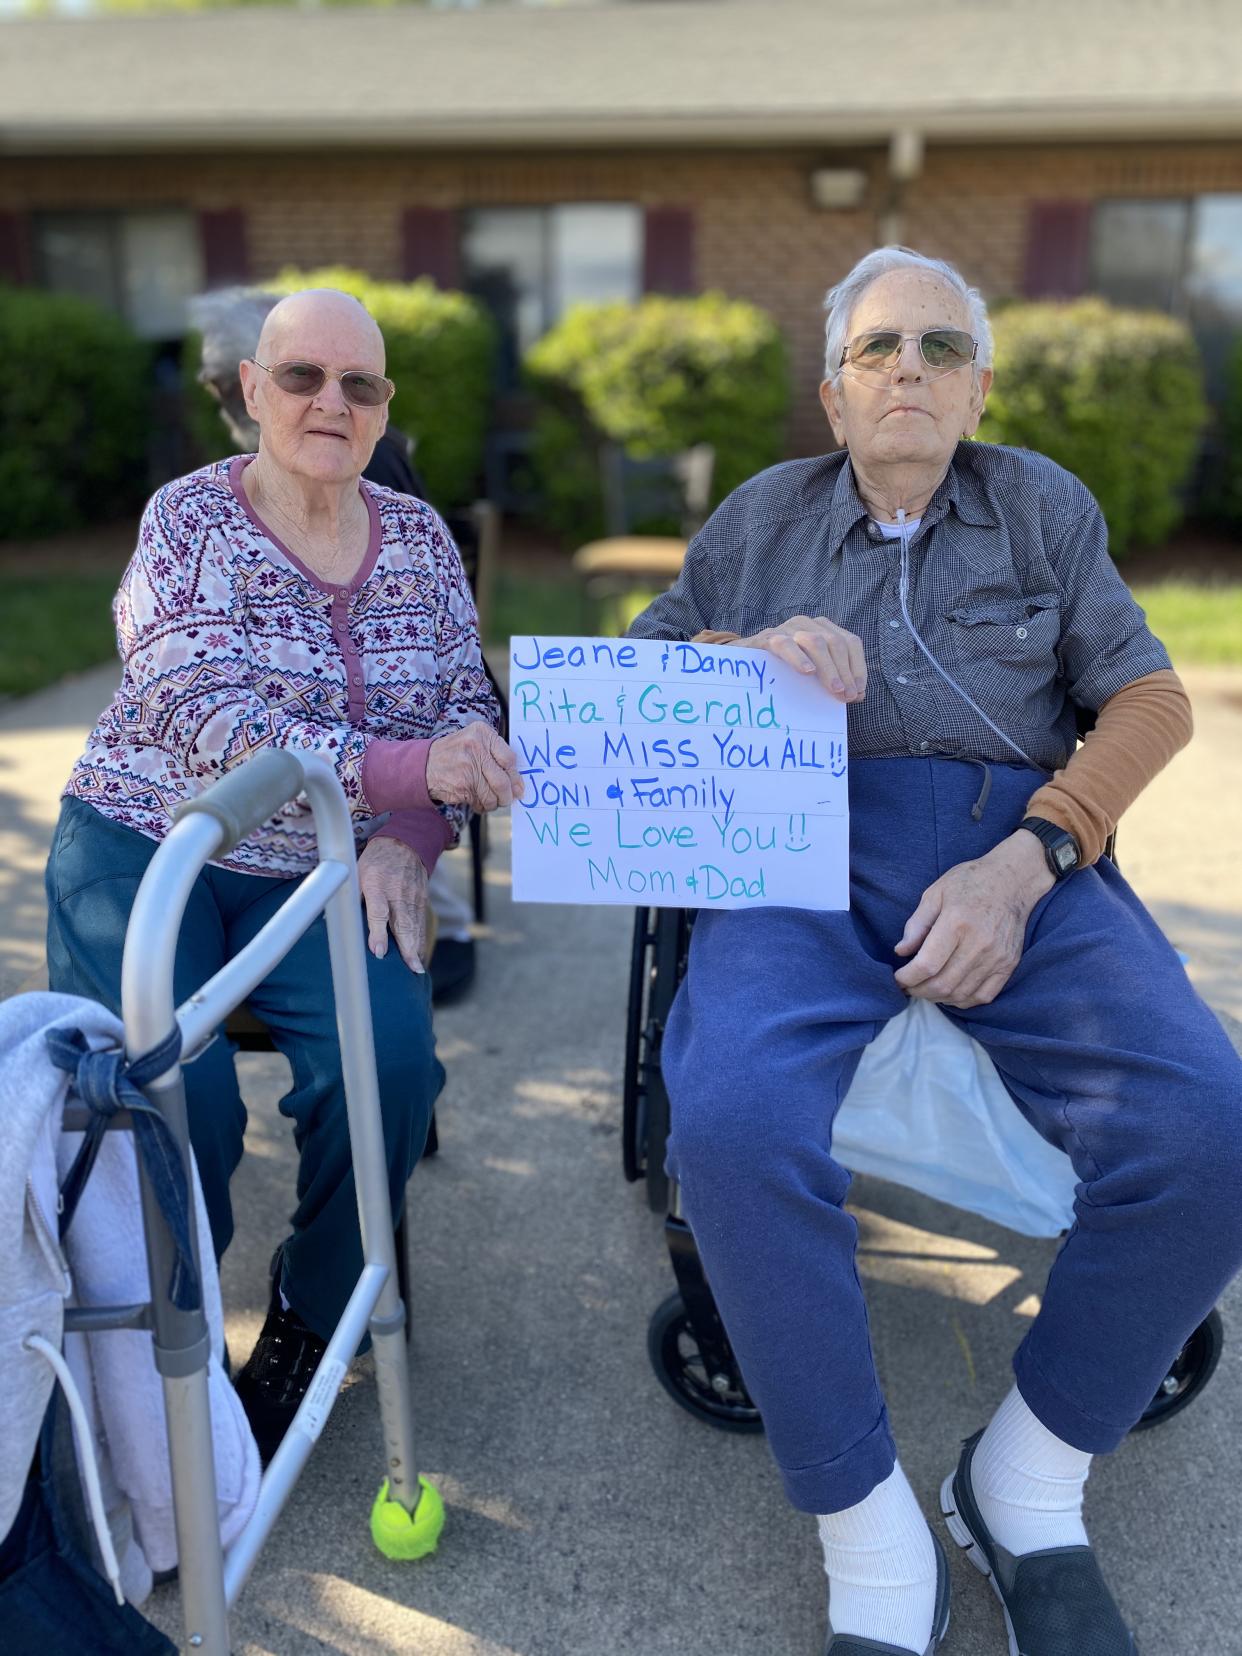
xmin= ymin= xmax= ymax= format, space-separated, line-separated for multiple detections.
xmin=621 ymin=901 xmax=1226 ymax=1437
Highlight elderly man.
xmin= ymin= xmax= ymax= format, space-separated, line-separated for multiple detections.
xmin=47 ymin=288 xmax=522 ymax=1460
xmin=629 ymin=247 xmax=1242 ymax=1655
xmin=192 ymin=286 xmax=482 ymax=1005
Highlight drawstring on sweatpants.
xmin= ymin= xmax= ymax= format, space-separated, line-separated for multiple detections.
xmin=965 ymin=759 xmax=992 ymax=823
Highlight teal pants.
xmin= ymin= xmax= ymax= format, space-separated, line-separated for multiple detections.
xmin=46 ymin=797 xmax=443 ymax=1341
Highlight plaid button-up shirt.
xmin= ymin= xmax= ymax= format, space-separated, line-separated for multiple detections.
xmin=629 ymin=442 xmax=1171 ymax=773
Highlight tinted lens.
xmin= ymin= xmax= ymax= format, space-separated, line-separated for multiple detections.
xmin=272 ymin=361 xmax=327 ymax=396
xmin=339 ymin=371 xmax=392 ymax=408
xmin=846 ymin=332 xmax=902 ymax=370
xmin=920 ymin=330 xmax=974 ymax=369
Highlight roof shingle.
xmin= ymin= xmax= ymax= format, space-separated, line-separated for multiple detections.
xmin=2 ymin=0 xmax=1240 ymax=152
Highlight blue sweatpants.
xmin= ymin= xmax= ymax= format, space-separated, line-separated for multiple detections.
xmin=662 ymin=757 xmax=1242 ymax=1514
xmin=45 ymin=797 xmax=443 ymax=1342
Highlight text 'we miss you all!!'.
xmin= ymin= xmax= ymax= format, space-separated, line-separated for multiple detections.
xmin=507 ymin=636 xmax=851 ymax=912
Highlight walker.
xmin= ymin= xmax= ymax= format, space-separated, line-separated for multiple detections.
xmin=63 ymin=749 xmax=442 ymax=1654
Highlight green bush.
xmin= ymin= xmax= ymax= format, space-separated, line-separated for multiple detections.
xmin=524 ymin=292 xmax=790 ymax=541
xmin=978 ymin=298 xmax=1206 ymax=557
xmin=0 ymin=286 xmax=151 ymax=540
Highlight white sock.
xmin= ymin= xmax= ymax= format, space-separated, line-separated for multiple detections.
xmin=817 ymin=1461 xmax=938 ymax=1651
xmin=970 ymin=1384 xmax=1091 ymax=1556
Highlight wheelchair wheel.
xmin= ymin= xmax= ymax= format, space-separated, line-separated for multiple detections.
xmin=621 ymin=908 xmax=689 ymax=1212
xmin=1131 ymin=1308 xmax=1224 ymax=1432
xmin=647 ymin=1291 xmax=764 ymax=1433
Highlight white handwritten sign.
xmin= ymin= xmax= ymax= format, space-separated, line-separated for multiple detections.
xmin=508 ymin=635 xmax=849 ymax=910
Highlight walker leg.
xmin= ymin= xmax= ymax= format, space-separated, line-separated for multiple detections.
xmin=162 ymin=1371 xmax=231 ymax=1654
xmin=368 ymin=1265 xmax=444 ymax=1559
xmin=317 ymin=824 xmax=444 ymax=1558
xmin=137 ymin=1069 xmax=231 ymax=1655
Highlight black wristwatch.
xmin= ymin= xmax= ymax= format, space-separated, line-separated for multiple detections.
xmin=1019 ymin=816 xmax=1081 ymax=881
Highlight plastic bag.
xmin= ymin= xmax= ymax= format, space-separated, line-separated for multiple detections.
xmin=834 ymin=999 xmax=1079 ymax=1238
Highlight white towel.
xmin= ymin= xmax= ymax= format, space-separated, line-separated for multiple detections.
xmin=0 ymin=990 xmax=260 ymax=1590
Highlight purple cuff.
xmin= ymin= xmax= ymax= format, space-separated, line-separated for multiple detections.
xmin=362 ymin=736 xmax=436 ymax=813
xmin=371 ymin=809 xmax=454 ymax=876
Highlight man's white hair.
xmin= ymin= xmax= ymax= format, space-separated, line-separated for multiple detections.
xmin=190 ymin=287 xmax=279 ymax=385
xmin=822 ymin=247 xmax=993 ymax=384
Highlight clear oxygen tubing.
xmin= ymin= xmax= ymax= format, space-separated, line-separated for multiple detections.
xmin=894 ymin=506 xmax=1039 ymax=770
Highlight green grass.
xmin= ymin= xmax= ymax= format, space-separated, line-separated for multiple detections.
xmin=1130 ymin=580 xmax=1242 ymax=667
xmin=4 ymin=566 xmax=1239 ymax=705
xmin=0 ymin=571 xmax=120 ymax=699
xmin=485 ymin=571 xmax=668 ymax=649
xmin=488 ymin=570 xmax=1242 ymax=669
xmin=486 ymin=568 xmax=590 ymax=648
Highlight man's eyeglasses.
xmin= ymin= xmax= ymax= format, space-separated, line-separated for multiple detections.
xmin=248 ymin=358 xmax=395 ymax=409
xmin=840 ymin=329 xmax=977 ymax=381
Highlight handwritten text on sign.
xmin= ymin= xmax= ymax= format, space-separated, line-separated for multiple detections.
xmin=508 ymin=635 xmax=849 ymax=910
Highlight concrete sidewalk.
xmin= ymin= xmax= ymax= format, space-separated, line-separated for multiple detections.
xmin=2 ymin=664 xmax=1241 ymax=1655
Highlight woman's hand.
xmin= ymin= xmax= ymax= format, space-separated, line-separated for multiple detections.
xmin=357 ymin=836 xmax=429 ymax=972
xmin=893 ymin=832 xmax=1055 ymax=1008
xmin=739 ymin=615 xmax=867 ymax=703
xmin=426 ymin=724 xmax=525 ymax=812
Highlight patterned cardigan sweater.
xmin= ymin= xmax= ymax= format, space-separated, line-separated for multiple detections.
xmin=64 ymin=455 xmax=501 ymax=877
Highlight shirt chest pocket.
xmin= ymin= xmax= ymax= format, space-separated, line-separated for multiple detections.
xmin=944 ymin=591 xmax=1061 ymax=668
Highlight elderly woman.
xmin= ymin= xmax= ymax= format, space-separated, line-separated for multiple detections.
xmin=46 ymin=287 xmax=521 ymax=1461
xmin=630 ymin=248 xmax=1242 ymax=1655
xmin=192 ymin=285 xmax=485 ymax=1006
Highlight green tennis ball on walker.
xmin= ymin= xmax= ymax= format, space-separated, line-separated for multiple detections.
xmin=371 ymin=1475 xmax=445 ymax=1560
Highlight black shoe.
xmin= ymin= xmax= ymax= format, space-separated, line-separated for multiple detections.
xmin=232 ymin=1264 xmax=328 ymax=1467
xmin=941 ymin=1431 xmax=1137 ymax=1655
xmin=430 ymin=936 xmax=475 ymax=1005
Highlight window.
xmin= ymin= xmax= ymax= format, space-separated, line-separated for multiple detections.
xmin=33 ymin=211 xmax=204 ymax=340
xmin=1089 ymin=200 xmax=1190 ymax=314
xmin=462 ymin=203 xmax=642 ymax=384
xmin=1090 ymin=194 xmax=1242 ymax=392
xmin=1185 ymin=195 xmax=1242 ymax=374
xmin=1090 ymin=195 xmax=1242 ymax=323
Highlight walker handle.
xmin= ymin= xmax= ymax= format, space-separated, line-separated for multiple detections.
xmin=173 ymin=750 xmax=306 ymax=857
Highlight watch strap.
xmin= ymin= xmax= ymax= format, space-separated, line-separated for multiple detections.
xmin=1019 ymin=816 xmax=1080 ymax=879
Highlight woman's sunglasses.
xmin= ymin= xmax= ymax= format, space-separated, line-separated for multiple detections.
xmin=249 ymin=357 xmax=395 ymax=408
xmin=840 ymin=329 xmax=977 ymax=380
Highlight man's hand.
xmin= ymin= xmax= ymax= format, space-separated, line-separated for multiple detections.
xmin=358 ymin=835 xmax=429 ymax=973
xmin=426 ymin=723 xmax=525 ymax=812
xmin=739 ymin=615 xmax=867 ymax=703
xmin=893 ymin=831 xmax=1056 ymax=1009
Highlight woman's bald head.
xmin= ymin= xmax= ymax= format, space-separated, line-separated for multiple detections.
xmin=257 ymin=289 xmax=386 ymax=374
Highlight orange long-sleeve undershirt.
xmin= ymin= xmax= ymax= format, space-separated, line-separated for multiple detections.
xmin=691 ymin=631 xmax=1193 ymax=866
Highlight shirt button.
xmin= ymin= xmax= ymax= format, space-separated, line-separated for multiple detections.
xmin=1016 ymin=626 xmax=1028 ymax=639
xmin=352 ymin=675 xmax=363 ymax=686
xmin=920 ymin=741 xmax=929 ymax=750
xmin=896 ymin=675 xmax=908 ymax=684
xmin=888 ymin=618 xmax=901 ymax=629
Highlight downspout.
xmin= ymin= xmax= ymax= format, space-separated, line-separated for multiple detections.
xmin=880 ymin=127 xmax=925 ymax=244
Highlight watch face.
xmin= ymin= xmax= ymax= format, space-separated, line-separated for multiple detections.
xmin=1053 ymin=841 xmax=1077 ymax=874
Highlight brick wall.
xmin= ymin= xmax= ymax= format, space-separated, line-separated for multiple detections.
xmin=4 ymin=137 xmax=1241 ymax=457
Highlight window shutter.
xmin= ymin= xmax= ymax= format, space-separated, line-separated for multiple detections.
xmin=199 ymin=209 xmax=250 ymax=286
xmin=643 ymin=206 xmax=695 ymax=295
xmin=401 ymin=208 xmax=461 ymax=288
xmin=1023 ymin=201 xmax=1093 ymax=299
xmin=0 ymin=211 xmax=30 ymax=285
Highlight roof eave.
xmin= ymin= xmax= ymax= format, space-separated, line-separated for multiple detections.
xmin=3 ymin=102 xmax=1241 ymax=156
